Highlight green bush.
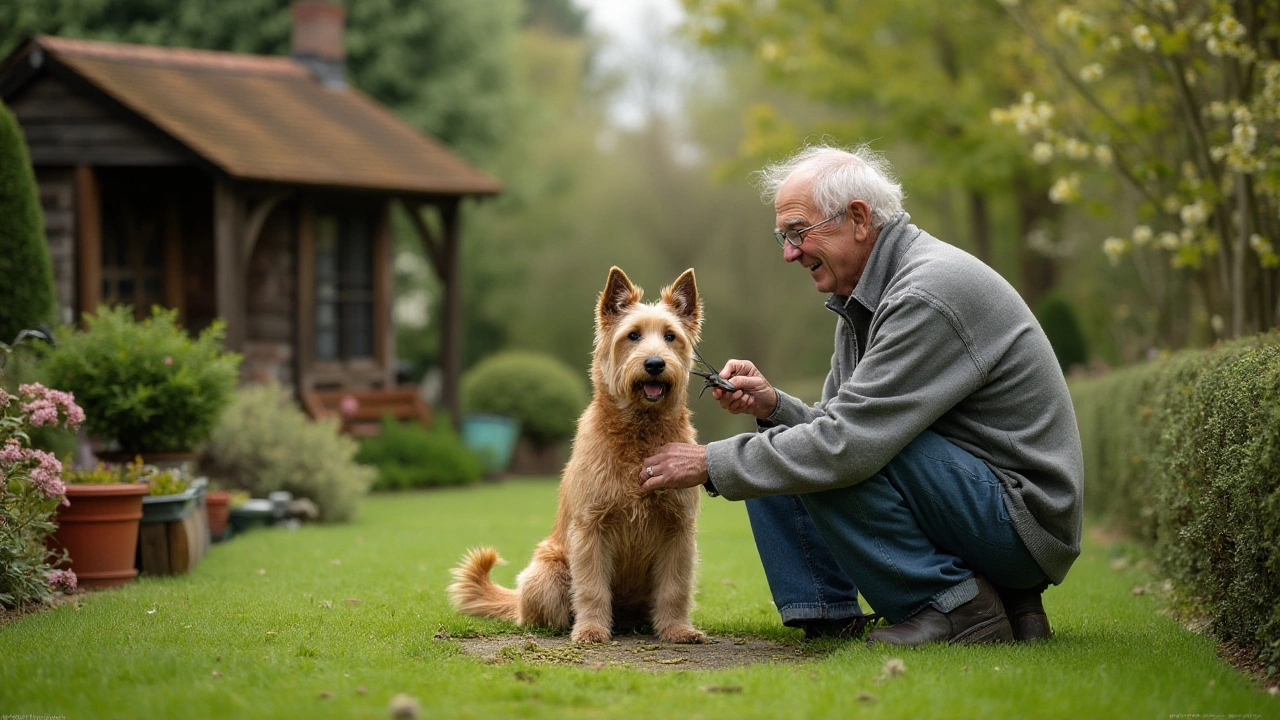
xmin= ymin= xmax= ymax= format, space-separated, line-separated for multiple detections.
xmin=42 ymin=305 xmax=241 ymax=453
xmin=356 ymin=417 xmax=483 ymax=490
xmin=1034 ymin=292 xmax=1088 ymax=372
xmin=462 ymin=351 xmax=588 ymax=448
xmin=196 ymin=384 xmax=373 ymax=522
xmin=0 ymin=101 xmax=56 ymax=346
xmin=1071 ymin=331 xmax=1280 ymax=669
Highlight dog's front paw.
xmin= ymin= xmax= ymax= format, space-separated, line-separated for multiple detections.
xmin=571 ymin=624 xmax=611 ymax=644
xmin=658 ymin=626 xmax=706 ymax=644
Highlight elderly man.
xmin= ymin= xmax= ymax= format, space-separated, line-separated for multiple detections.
xmin=639 ymin=144 xmax=1083 ymax=647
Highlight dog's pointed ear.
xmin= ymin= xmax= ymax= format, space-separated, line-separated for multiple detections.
xmin=597 ymin=266 xmax=641 ymax=326
xmin=661 ymin=268 xmax=702 ymax=339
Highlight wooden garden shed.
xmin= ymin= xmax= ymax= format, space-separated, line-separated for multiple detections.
xmin=0 ymin=2 xmax=501 ymax=423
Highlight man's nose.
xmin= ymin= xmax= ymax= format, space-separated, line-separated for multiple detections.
xmin=644 ymin=356 xmax=666 ymax=375
xmin=783 ymin=241 xmax=803 ymax=262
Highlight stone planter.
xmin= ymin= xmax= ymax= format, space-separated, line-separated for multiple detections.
xmin=51 ymin=483 xmax=149 ymax=590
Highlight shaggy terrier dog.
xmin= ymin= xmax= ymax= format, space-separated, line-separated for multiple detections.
xmin=448 ymin=266 xmax=705 ymax=644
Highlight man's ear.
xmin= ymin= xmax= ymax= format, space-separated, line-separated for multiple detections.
xmin=848 ymin=200 xmax=873 ymax=239
xmin=661 ymin=268 xmax=702 ymax=340
xmin=597 ymin=266 xmax=642 ymax=327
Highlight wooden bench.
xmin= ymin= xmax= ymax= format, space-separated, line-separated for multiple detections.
xmin=302 ymin=387 xmax=433 ymax=437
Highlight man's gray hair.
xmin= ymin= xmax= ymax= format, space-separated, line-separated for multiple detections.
xmin=754 ymin=143 xmax=905 ymax=228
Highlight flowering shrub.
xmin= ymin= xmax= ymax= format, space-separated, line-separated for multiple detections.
xmin=992 ymin=1 xmax=1280 ymax=338
xmin=0 ymin=362 xmax=84 ymax=605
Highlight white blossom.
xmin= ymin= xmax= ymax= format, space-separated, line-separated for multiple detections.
xmin=1079 ymin=63 xmax=1105 ymax=83
xmin=1132 ymin=25 xmax=1156 ymax=52
xmin=1102 ymin=237 xmax=1129 ymax=265
xmin=1049 ymin=174 xmax=1082 ymax=204
xmin=1094 ymin=144 xmax=1114 ymax=166
xmin=1032 ymin=142 xmax=1055 ymax=164
xmin=1061 ymin=137 xmax=1092 ymax=160
xmin=1159 ymin=231 xmax=1180 ymax=250
xmin=1218 ymin=16 xmax=1246 ymax=42
xmin=1132 ymin=225 xmax=1153 ymax=246
xmin=1180 ymin=200 xmax=1208 ymax=227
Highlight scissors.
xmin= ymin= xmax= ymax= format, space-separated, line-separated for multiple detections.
xmin=691 ymin=346 xmax=737 ymax=399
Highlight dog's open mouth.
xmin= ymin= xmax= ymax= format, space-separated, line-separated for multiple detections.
xmin=635 ymin=381 xmax=671 ymax=402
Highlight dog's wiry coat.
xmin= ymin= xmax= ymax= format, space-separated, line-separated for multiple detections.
xmin=448 ymin=267 xmax=706 ymax=644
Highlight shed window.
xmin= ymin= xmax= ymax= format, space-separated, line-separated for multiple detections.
xmin=101 ymin=203 xmax=165 ymax=316
xmin=314 ymin=211 xmax=375 ymax=360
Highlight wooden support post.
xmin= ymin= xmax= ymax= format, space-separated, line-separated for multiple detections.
xmin=439 ymin=198 xmax=463 ymax=430
xmin=74 ymin=165 xmax=101 ymax=319
xmin=213 ymin=180 xmax=245 ymax=351
xmin=402 ymin=198 xmax=463 ymax=430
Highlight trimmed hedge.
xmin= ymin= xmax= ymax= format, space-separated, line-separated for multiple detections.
xmin=1071 ymin=330 xmax=1280 ymax=669
xmin=461 ymin=351 xmax=588 ymax=448
xmin=0 ymin=100 xmax=55 ymax=344
xmin=356 ymin=418 xmax=484 ymax=490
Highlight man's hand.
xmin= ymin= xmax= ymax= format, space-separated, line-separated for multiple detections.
xmin=638 ymin=443 xmax=709 ymax=494
xmin=711 ymin=359 xmax=778 ymax=419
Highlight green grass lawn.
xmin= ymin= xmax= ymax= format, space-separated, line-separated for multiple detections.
xmin=1 ymin=480 xmax=1275 ymax=719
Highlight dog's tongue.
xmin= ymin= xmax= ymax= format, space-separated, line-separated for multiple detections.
xmin=643 ymin=382 xmax=665 ymax=400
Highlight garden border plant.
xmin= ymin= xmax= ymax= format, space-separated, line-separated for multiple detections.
xmin=0 ymin=333 xmax=81 ymax=606
xmin=42 ymin=305 xmax=241 ymax=455
xmin=1071 ymin=329 xmax=1280 ymax=674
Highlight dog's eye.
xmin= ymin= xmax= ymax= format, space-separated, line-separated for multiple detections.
xmin=664 ymin=332 xmax=676 ymax=343
xmin=628 ymin=331 xmax=641 ymax=341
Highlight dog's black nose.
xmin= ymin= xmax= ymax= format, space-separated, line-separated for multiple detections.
xmin=644 ymin=356 xmax=666 ymax=376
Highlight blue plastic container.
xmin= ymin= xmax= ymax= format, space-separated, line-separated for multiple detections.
xmin=462 ymin=414 xmax=521 ymax=475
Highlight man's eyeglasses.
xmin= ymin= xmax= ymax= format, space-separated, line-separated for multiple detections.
xmin=774 ymin=208 xmax=847 ymax=248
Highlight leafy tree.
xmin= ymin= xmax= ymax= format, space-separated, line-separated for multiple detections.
xmin=0 ymin=100 xmax=55 ymax=345
xmin=681 ymin=0 xmax=1064 ymax=301
xmin=993 ymin=0 xmax=1280 ymax=338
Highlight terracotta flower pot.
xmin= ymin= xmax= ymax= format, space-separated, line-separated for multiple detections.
xmin=205 ymin=490 xmax=231 ymax=541
xmin=52 ymin=483 xmax=149 ymax=590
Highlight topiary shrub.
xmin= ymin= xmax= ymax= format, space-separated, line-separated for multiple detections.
xmin=196 ymin=383 xmax=373 ymax=522
xmin=356 ymin=417 xmax=483 ymax=490
xmin=1034 ymin=292 xmax=1088 ymax=372
xmin=42 ymin=305 xmax=241 ymax=453
xmin=462 ymin=351 xmax=588 ymax=448
xmin=0 ymin=100 xmax=56 ymax=345
xmin=1071 ymin=330 xmax=1280 ymax=670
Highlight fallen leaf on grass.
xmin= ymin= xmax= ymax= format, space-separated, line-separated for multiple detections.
xmin=875 ymin=658 xmax=906 ymax=684
xmin=654 ymin=658 xmax=687 ymax=665
xmin=319 ymin=691 xmax=333 ymax=699
xmin=212 ymin=671 xmax=222 ymax=679
xmin=357 ymin=686 xmax=367 ymax=695
xmin=699 ymin=685 xmax=742 ymax=694
xmin=388 ymin=693 xmax=421 ymax=719
xmin=256 ymin=569 xmax=266 ymax=575
xmin=1132 ymin=586 xmax=1145 ymax=596
xmin=857 ymin=692 xmax=877 ymax=703
xmin=344 ymin=598 xmax=362 ymax=606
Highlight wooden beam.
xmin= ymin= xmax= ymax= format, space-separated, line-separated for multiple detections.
xmin=296 ymin=200 xmax=315 ymax=392
xmin=164 ymin=188 xmax=185 ymax=324
xmin=374 ymin=200 xmax=393 ymax=387
xmin=74 ymin=165 xmax=101 ymax=320
xmin=400 ymin=198 xmax=445 ymax=277
xmin=241 ymin=190 xmax=292 ymax=263
xmin=438 ymin=197 xmax=462 ymax=430
xmin=213 ymin=180 xmax=245 ymax=351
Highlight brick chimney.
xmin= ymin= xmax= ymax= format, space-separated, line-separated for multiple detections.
xmin=291 ymin=1 xmax=346 ymax=88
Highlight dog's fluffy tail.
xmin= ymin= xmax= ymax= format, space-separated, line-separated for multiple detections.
xmin=447 ymin=547 xmax=520 ymax=621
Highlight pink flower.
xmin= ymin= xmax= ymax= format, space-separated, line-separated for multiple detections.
xmin=16 ymin=383 xmax=84 ymax=430
xmin=1 ymin=438 xmax=24 ymax=463
xmin=340 ymin=395 xmax=359 ymax=418
xmin=47 ymin=569 xmax=77 ymax=593
xmin=27 ymin=450 xmax=65 ymax=500
xmin=163 ymin=356 xmax=173 ymax=366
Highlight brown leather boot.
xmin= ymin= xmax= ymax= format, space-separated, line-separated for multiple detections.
xmin=996 ymin=583 xmax=1052 ymax=642
xmin=866 ymin=576 xmax=1013 ymax=647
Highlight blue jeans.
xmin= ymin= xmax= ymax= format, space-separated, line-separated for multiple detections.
xmin=745 ymin=430 xmax=1047 ymax=625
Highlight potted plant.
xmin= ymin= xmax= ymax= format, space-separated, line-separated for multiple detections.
xmin=41 ymin=305 xmax=241 ymax=468
xmin=54 ymin=462 xmax=149 ymax=590
xmin=205 ymin=483 xmax=232 ymax=542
